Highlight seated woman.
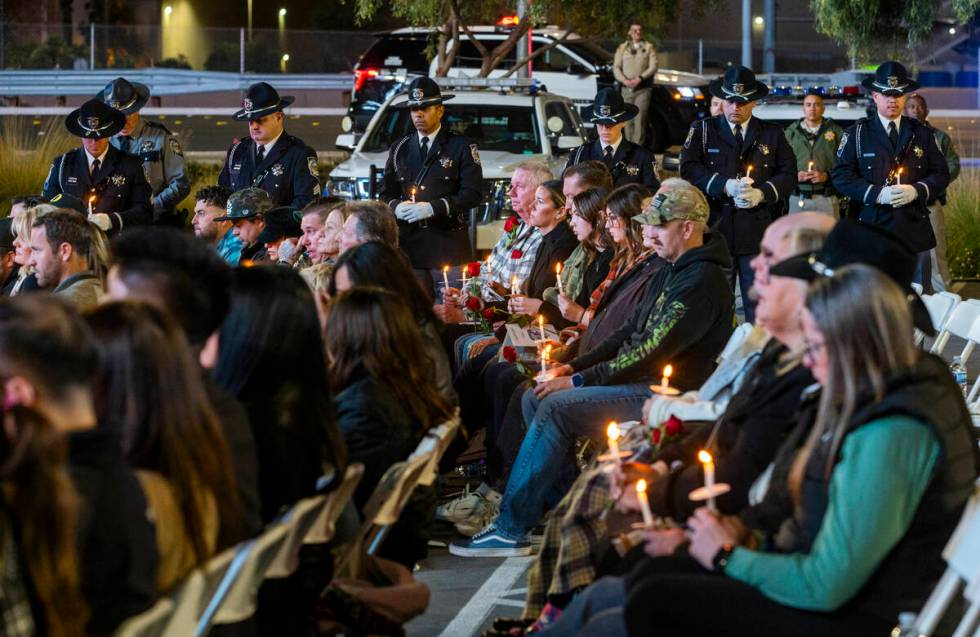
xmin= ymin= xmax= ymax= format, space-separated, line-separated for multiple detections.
xmin=329 ymin=241 xmax=456 ymax=405
xmin=87 ymin=301 xmax=243 ymax=592
xmin=0 ymin=394 xmax=86 ymax=636
xmin=4 ymin=203 xmax=51 ymax=295
xmin=325 ymin=287 xmax=454 ymax=567
xmin=539 ymin=264 xmax=978 ymax=637
xmin=314 ymin=200 xmax=348 ymax=266
xmin=213 ymin=266 xmax=348 ymax=523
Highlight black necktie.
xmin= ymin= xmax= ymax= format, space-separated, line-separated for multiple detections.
xmin=603 ymin=145 xmax=614 ymax=165
xmin=256 ymin=145 xmax=265 ymax=164
xmin=420 ymin=136 xmax=429 ymax=159
xmin=734 ymin=123 xmax=744 ymax=156
xmin=888 ymin=121 xmax=898 ymax=148
xmin=119 ymin=136 xmax=130 ymax=154
xmin=91 ymin=159 xmax=100 ymax=176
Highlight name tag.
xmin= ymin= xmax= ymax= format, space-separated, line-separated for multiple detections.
xmin=862 ymin=153 xmax=875 ymax=157
xmin=707 ymin=148 xmax=720 ymax=153
xmin=67 ymin=176 xmax=78 ymax=184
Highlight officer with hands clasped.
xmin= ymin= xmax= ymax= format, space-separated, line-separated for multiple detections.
xmin=219 ymin=82 xmax=321 ymax=209
xmin=97 ymin=77 xmax=190 ymax=226
xmin=381 ymin=77 xmax=483 ymax=294
xmin=680 ymin=66 xmax=797 ymax=322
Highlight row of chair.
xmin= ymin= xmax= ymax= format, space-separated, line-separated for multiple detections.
xmin=917 ymin=291 xmax=980 ymax=414
xmin=115 ymin=414 xmax=461 ymax=637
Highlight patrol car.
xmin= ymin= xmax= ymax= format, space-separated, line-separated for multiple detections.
xmin=330 ymin=78 xmax=587 ymax=249
xmin=346 ymin=24 xmax=710 ymax=151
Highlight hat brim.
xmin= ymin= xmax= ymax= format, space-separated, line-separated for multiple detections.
xmin=396 ymin=94 xmax=455 ymax=109
xmin=213 ymin=212 xmax=260 ymax=222
xmin=64 ymin=107 xmax=125 ymax=139
xmin=587 ymin=102 xmax=639 ymax=124
xmin=861 ymin=77 xmax=920 ymax=96
xmin=709 ymin=79 xmax=769 ymax=103
xmin=233 ymin=96 xmax=296 ymax=121
xmin=97 ymin=82 xmax=150 ymax=115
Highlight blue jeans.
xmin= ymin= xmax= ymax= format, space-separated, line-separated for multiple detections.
xmin=538 ymin=576 xmax=628 ymax=637
xmin=734 ymin=254 xmax=756 ymax=324
xmin=492 ymin=384 xmax=651 ymax=539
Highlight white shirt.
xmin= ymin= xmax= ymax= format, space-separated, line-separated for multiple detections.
xmin=599 ymin=135 xmax=624 ymax=157
xmin=800 ymin=119 xmax=822 ymax=135
xmin=85 ymin=147 xmax=109 ymax=173
xmin=417 ymin=125 xmax=441 ymax=154
xmin=878 ymin=113 xmax=901 ymax=137
xmin=256 ymin=131 xmax=283 ymax=160
xmin=728 ymin=115 xmax=752 ymax=138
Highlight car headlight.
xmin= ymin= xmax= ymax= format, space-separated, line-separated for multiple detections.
xmin=328 ymin=177 xmax=377 ymax=200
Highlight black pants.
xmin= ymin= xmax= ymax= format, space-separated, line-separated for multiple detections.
xmin=482 ymin=361 xmax=533 ymax=489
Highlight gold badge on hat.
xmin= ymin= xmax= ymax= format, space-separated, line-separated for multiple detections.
xmin=599 ymin=105 xmax=612 ymax=117
xmin=732 ymin=83 xmax=744 ymax=95
xmin=87 ymin=117 xmax=100 ymax=129
xmin=111 ymin=174 xmax=126 ymax=186
xmin=887 ymin=76 xmax=899 ymax=88
xmin=242 ymin=98 xmax=253 ymax=111
xmin=411 ymin=88 xmax=424 ymax=101
xmin=913 ymin=145 xmax=924 ymax=158
xmin=823 ymin=130 xmax=835 ymax=142
xmin=109 ymin=100 xmax=121 ymax=109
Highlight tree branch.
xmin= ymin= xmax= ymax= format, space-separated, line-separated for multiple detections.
xmin=500 ymin=28 xmax=594 ymax=78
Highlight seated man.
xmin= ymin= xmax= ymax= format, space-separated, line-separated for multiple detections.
xmin=29 ymin=210 xmax=102 ymax=311
xmin=191 ymin=185 xmax=242 ymax=266
xmin=214 ymin=187 xmax=274 ymax=263
xmin=451 ymin=179 xmax=734 ymax=557
xmin=338 ymin=200 xmax=400 ymax=253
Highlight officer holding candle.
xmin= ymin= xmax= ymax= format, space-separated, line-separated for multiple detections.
xmin=831 ymin=61 xmax=949 ymax=288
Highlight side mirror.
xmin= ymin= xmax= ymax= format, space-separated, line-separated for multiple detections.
xmin=340 ymin=116 xmax=354 ymax=133
xmin=335 ymin=133 xmax=356 ymax=150
xmin=546 ymin=115 xmax=565 ymax=135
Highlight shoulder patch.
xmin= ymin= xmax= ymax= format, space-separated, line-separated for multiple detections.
xmin=470 ymin=144 xmax=481 ymax=165
xmin=168 ymin=137 xmax=183 ymax=157
xmin=308 ymin=156 xmax=319 ymax=178
xmin=836 ymin=131 xmax=849 ymax=158
xmin=684 ymin=126 xmax=695 ymax=149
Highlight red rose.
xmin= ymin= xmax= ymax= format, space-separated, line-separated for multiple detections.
xmin=664 ymin=416 xmax=684 ymax=437
xmin=482 ymin=307 xmax=496 ymax=320
xmin=511 ymin=249 xmax=523 ymax=259
xmin=465 ymin=296 xmax=482 ymax=312
xmin=502 ymin=346 xmax=518 ymax=363
xmin=465 ymin=261 xmax=482 ymax=277
xmin=504 ymin=215 xmax=519 ymax=233
xmin=651 ymin=428 xmax=662 ymax=444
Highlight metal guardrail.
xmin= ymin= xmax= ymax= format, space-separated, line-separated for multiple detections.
xmin=0 ymin=69 xmax=353 ymax=96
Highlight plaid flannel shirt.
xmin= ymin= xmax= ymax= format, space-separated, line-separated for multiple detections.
xmin=485 ymin=220 xmax=542 ymax=293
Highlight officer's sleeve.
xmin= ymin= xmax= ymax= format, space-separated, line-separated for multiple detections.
xmin=642 ymin=47 xmax=658 ymax=79
xmin=641 ymin=153 xmax=660 ymax=192
xmin=613 ymin=44 xmax=628 ymax=84
xmin=42 ymin=157 xmax=62 ymax=199
xmin=831 ymin=125 xmax=880 ymax=206
xmin=679 ymin=121 xmax=725 ymax=198
xmin=912 ymin=130 xmax=950 ymax=204
xmin=288 ymin=145 xmax=321 ymax=209
xmin=432 ymin=142 xmax=484 ymax=220
xmin=218 ymin=143 xmax=234 ymax=188
xmin=758 ymin=129 xmax=798 ymax=203
xmin=942 ymin=132 xmax=960 ymax=182
xmin=110 ymin=162 xmax=153 ymax=233
xmin=380 ymin=147 xmax=402 ymax=209
xmin=153 ymin=134 xmax=190 ymax=215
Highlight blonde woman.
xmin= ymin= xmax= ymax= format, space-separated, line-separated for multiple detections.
xmin=4 ymin=203 xmax=58 ymax=295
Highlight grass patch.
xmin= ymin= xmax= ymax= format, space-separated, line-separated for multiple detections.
xmin=0 ymin=117 xmax=76 ymax=209
xmin=944 ymin=167 xmax=980 ymax=280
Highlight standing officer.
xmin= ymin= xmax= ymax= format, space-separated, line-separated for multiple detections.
xmin=831 ymin=61 xmax=949 ymax=288
xmin=562 ymin=88 xmax=659 ymax=191
xmin=903 ymin=93 xmax=959 ymax=292
xmin=43 ymin=98 xmax=152 ymax=234
xmin=613 ymin=23 xmax=658 ymax=145
xmin=380 ymin=77 xmax=483 ymax=294
xmin=784 ymin=89 xmax=844 ymax=216
xmin=680 ymin=66 xmax=797 ymax=323
xmin=219 ymin=82 xmax=321 ymax=208
xmin=97 ymin=77 xmax=189 ymax=226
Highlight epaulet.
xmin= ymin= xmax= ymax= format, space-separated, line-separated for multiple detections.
xmin=144 ymin=120 xmax=173 ymax=135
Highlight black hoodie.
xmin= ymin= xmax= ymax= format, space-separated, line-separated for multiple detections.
xmin=569 ymin=231 xmax=734 ymax=388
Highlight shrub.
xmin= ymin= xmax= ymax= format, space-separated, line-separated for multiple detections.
xmin=944 ymin=167 xmax=980 ymax=279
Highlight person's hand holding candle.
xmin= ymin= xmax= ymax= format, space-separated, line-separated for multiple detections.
xmin=687 ymin=508 xmax=740 ymax=571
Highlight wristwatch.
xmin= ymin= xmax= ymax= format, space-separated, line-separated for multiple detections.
xmin=712 ymin=543 xmax=735 ymax=573
xmin=571 ymin=372 xmax=584 ymax=387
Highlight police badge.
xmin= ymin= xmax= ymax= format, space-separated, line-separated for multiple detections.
xmin=440 ymin=157 xmax=454 ymax=169
xmin=271 ymin=163 xmax=284 ymax=176
xmin=140 ymin=140 xmax=154 ymax=153
xmin=887 ymin=76 xmax=899 ymax=89
xmin=823 ymin=130 xmax=835 ymax=142
xmin=307 ymin=156 xmax=319 ymax=178
xmin=87 ymin=117 xmax=100 ymax=130
xmin=411 ymin=88 xmax=424 ymax=101
xmin=110 ymin=174 xmax=126 ymax=186
xmin=913 ymin=145 xmax=924 ymax=158
xmin=599 ymin=105 xmax=612 ymax=117
xmin=625 ymin=164 xmax=639 ymax=176
xmin=470 ymin=144 xmax=481 ymax=165
xmin=758 ymin=143 xmax=770 ymax=156
xmin=169 ymin=138 xmax=183 ymax=157
xmin=242 ymin=98 xmax=253 ymax=112
xmin=732 ymin=83 xmax=744 ymax=95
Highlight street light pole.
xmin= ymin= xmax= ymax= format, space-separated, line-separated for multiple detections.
xmin=517 ymin=0 xmax=529 ymax=78
xmin=741 ymin=0 xmax=751 ymax=67
xmin=763 ymin=0 xmax=775 ymax=73
xmin=247 ymin=0 xmax=252 ymax=40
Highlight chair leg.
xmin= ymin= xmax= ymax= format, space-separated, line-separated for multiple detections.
xmin=951 ymin=600 xmax=979 ymax=637
xmin=914 ymin=569 xmax=963 ymax=636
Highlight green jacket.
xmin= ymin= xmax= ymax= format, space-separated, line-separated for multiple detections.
xmin=929 ymin=123 xmax=960 ymax=202
xmin=783 ymin=118 xmax=845 ymax=195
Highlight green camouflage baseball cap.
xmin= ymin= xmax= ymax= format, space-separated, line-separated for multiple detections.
xmin=215 ymin=187 xmax=274 ymax=221
xmin=632 ymin=186 xmax=709 ymax=226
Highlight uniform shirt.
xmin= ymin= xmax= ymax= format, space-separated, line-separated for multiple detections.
xmin=613 ymin=40 xmax=658 ymax=87
xmin=218 ymin=132 xmax=321 ymax=209
xmin=112 ymin=119 xmax=190 ymax=222
xmin=562 ymin=138 xmax=660 ymax=191
xmin=86 ymin=147 xmax=109 ymax=172
xmin=784 ymin=118 xmax=845 ymax=194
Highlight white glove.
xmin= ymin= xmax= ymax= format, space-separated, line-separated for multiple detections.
xmin=88 ymin=213 xmax=112 ymax=232
xmin=402 ymin=202 xmax=435 ymax=224
xmin=277 ymin=239 xmax=297 ymax=263
xmin=734 ymin=188 xmax=764 ymax=209
xmin=724 ymin=179 xmax=743 ymax=198
xmin=890 ymin=184 xmax=918 ymax=207
xmin=876 ymin=187 xmax=895 ymax=205
xmin=393 ymin=201 xmax=413 ymax=221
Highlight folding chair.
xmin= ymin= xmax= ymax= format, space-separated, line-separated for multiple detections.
xmin=114 ymin=598 xmax=174 ymax=637
xmin=413 ymin=413 xmax=461 ymax=488
xmin=897 ymin=481 xmax=980 ymax=636
xmin=265 ymin=495 xmax=327 ymax=579
xmin=304 ymin=462 xmax=365 ymax=545
xmin=931 ymin=301 xmax=980 ymax=356
xmin=158 ymin=570 xmax=205 ymax=636
xmin=919 ymin=293 xmax=960 ymax=346
xmin=196 ymin=522 xmax=289 ymax=635
xmin=965 ymin=319 xmax=980 ymax=409
xmin=912 ymin=282 xmax=924 ymax=295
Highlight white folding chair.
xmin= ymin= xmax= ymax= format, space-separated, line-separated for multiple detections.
xmin=196 ymin=522 xmax=289 ymax=634
xmin=900 ymin=482 xmax=980 ymax=636
xmin=965 ymin=319 xmax=980 ymax=410
xmin=158 ymin=570 xmax=205 ymax=637
xmin=718 ymin=323 xmax=754 ymax=362
xmin=414 ymin=413 xmax=461 ymax=488
xmin=304 ymin=463 xmax=365 ymax=545
xmin=113 ymin=598 xmax=174 ymax=637
xmin=919 ymin=293 xmax=960 ymax=345
xmin=265 ymin=495 xmax=327 ymax=579
xmin=912 ymin=282 xmax=924 ymax=295
xmin=931 ymin=302 xmax=980 ymax=356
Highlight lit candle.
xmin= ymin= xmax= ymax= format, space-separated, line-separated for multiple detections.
xmin=556 ymin=262 xmax=564 ymax=296
xmin=540 ymin=343 xmax=552 ymax=380
xmin=442 ymin=265 xmax=450 ymax=294
xmin=745 ymin=165 xmax=753 ymax=181
xmin=660 ymin=364 xmax=673 ymax=392
xmin=486 ymin=254 xmax=493 ymax=280
xmin=807 ymin=160 xmax=814 ymax=172
xmin=607 ymin=422 xmax=622 ymax=467
xmin=461 ymin=265 xmax=468 ymax=289
xmin=698 ymin=449 xmax=717 ymax=512
xmin=88 ymin=195 xmax=95 ymax=216
xmin=896 ymin=167 xmax=903 ymax=185
xmin=410 ymin=186 xmax=417 ymax=203
xmin=537 ymin=314 xmax=545 ymax=346
xmin=511 ymin=275 xmax=520 ymax=296
xmin=636 ymin=479 xmax=655 ymax=528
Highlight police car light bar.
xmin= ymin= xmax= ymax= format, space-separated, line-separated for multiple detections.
xmin=433 ymin=77 xmax=537 ymax=90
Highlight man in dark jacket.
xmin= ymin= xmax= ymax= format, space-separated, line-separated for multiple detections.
xmin=218 ymin=82 xmax=321 ymax=208
xmin=450 ymin=179 xmax=734 ymax=557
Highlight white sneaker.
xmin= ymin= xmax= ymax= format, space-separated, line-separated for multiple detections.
xmin=436 ymin=483 xmax=489 ymax=524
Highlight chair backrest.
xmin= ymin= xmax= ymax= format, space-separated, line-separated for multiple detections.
xmin=265 ymin=495 xmax=327 ymax=579
xmin=923 ymin=293 xmax=958 ymax=335
xmin=719 ymin=322 xmax=754 ymax=362
xmin=931 ymin=302 xmax=980 ymax=355
xmin=114 ymin=598 xmax=174 ymax=637
xmin=415 ymin=414 xmax=461 ymax=487
xmin=912 ymin=282 xmax=924 ymax=295
xmin=159 ymin=570 xmax=205 ymax=637
xmin=304 ymin=462 xmax=366 ymax=545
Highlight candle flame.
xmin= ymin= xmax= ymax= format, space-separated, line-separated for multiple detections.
xmin=512 ymin=275 xmax=518 ymax=285
xmin=544 ymin=344 xmax=552 ymax=356
xmin=663 ymin=364 xmax=673 ymax=379
xmin=636 ymin=478 xmax=647 ymax=494
xmin=897 ymin=167 xmax=904 ymax=175
xmin=698 ymin=450 xmax=713 ymax=464
xmin=443 ymin=265 xmax=449 ymax=273
xmin=89 ymin=195 xmax=96 ymax=203
xmin=607 ymin=422 xmax=620 ymax=441
xmin=556 ymin=262 xmax=562 ymax=275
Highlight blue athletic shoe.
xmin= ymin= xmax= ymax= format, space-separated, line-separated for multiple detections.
xmin=448 ymin=523 xmax=532 ymax=557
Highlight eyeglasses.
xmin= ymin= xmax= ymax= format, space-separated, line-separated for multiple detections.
xmin=801 ymin=337 xmax=826 ymax=363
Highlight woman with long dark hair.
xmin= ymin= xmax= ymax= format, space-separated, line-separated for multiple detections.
xmin=87 ymin=301 xmax=243 ymax=592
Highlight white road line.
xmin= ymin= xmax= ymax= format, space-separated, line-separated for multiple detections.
xmin=437 ymin=556 xmax=533 ymax=637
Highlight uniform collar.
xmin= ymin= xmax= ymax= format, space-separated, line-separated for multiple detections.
xmin=85 ymin=146 xmax=109 ymax=168
xmin=877 ymin=112 xmax=901 ymax=135
xmin=598 ymin=135 xmax=624 ymax=156
xmin=418 ymin=125 xmax=441 ymax=146
xmin=257 ymin=131 xmax=284 ymax=156
xmin=727 ymin=115 xmax=752 ymax=135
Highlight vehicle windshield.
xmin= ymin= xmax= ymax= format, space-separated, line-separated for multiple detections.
xmin=362 ymin=103 xmax=541 ymax=154
xmin=560 ymin=40 xmax=613 ymax=65
xmin=359 ymin=34 xmax=431 ymax=70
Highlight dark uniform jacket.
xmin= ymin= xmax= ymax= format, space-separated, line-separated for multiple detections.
xmin=562 ymin=138 xmax=660 ymax=191
xmin=680 ymin=115 xmax=797 ymax=255
xmin=218 ymin=132 xmax=321 ymax=209
xmin=831 ymin=115 xmax=949 ymax=253
xmin=381 ymin=128 xmax=484 ymax=268
xmin=113 ymin=120 xmax=190 ymax=224
xmin=43 ymin=145 xmax=153 ymax=233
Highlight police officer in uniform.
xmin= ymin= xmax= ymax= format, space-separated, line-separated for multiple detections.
xmin=680 ymin=66 xmax=797 ymax=323
xmin=97 ymin=77 xmax=189 ymax=226
xmin=562 ymin=88 xmax=659 ymax=191
xmin=831 ymin=61 xmax=949 ymax=287
xmin=381 ymin=77 xmax=483 ymax=294
xmin=43 ymin=98 xmax=152 ymax=234
xmin=613 ymin=23 xmax=658 ymax=144
xmin=784 ymin=88 xmax=845 ymax=216
xmin=219 ymin=82 xmax=321 ymax=208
